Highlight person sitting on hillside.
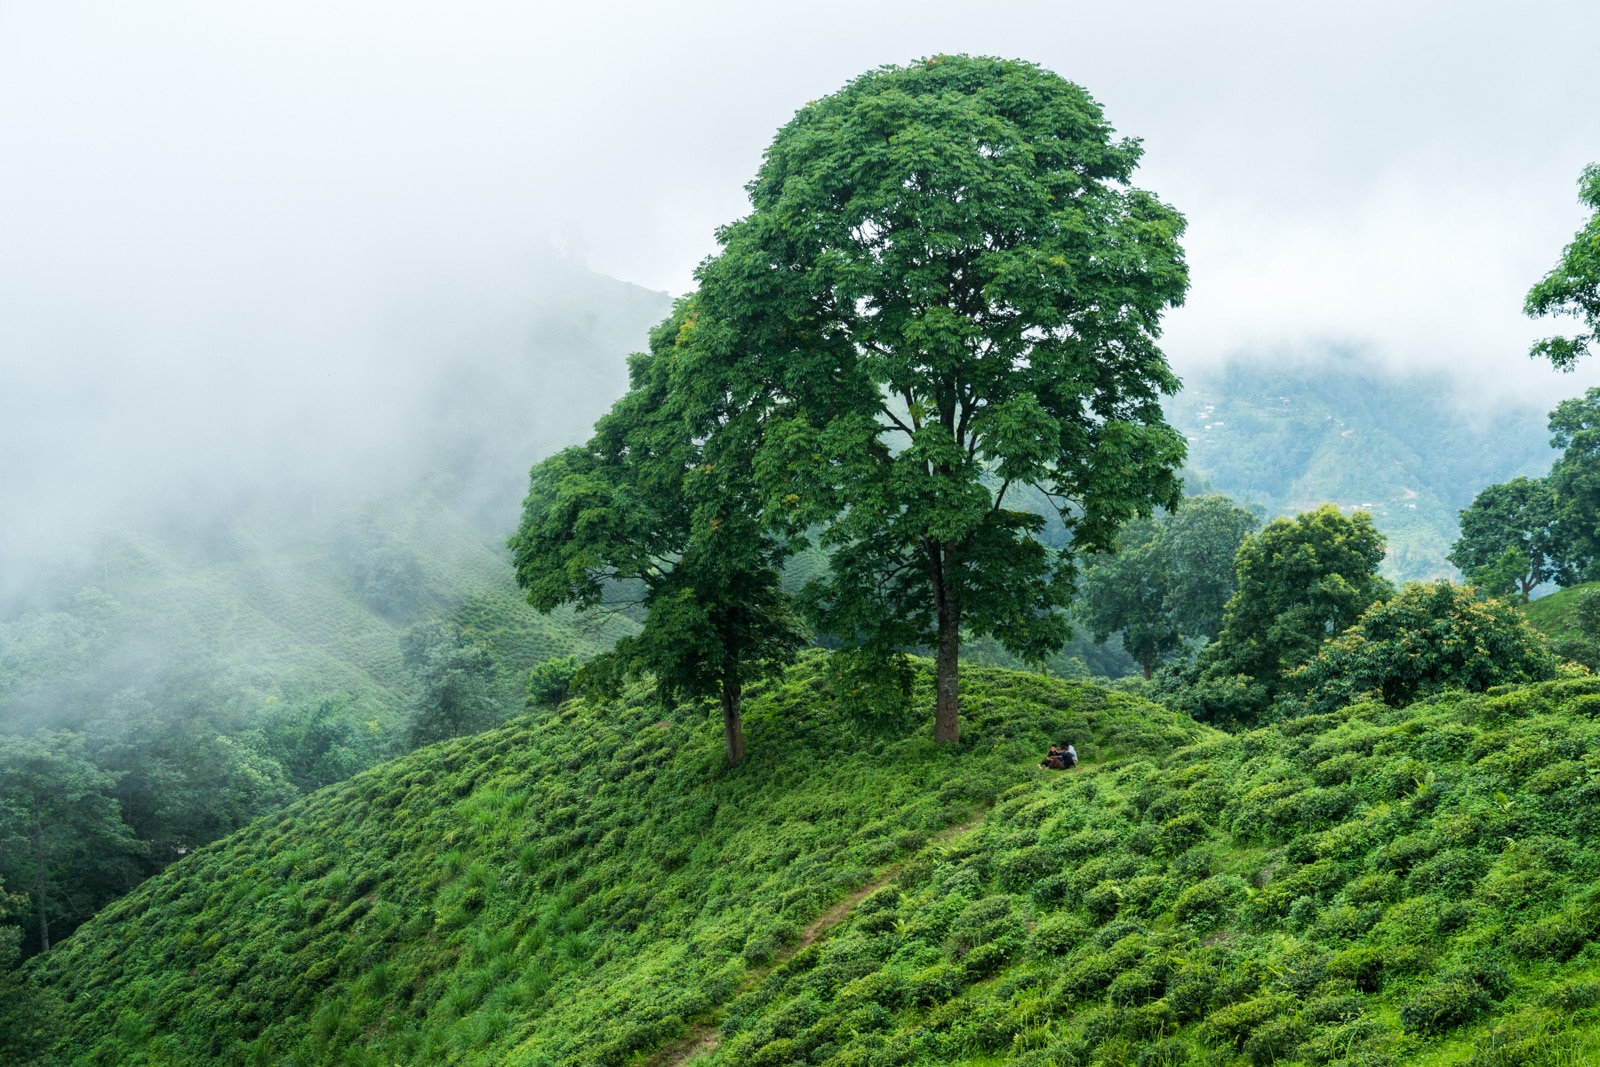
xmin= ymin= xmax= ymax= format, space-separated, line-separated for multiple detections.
xmin=1041 ymin=743 xmax=1078 ymax=770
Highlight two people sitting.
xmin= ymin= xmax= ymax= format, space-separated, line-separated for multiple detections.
xmin=1041 ymin=742 xmax=1078 ymax=770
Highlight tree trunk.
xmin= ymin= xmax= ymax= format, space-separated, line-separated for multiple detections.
xmin=34 ymin=807 xmax=49 ymax=954
xmin=1143 ymin=658 xmax=1153 ymax=681
xmin=720 ymin=674 xmax=745 ymax=766
xmin=934 ymin=542 xmax=961 ymax=743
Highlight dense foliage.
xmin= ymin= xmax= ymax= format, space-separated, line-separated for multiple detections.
xmin=1159 ymin=506 xmax=1391 ymax=729
xmin=688 ymin=55 xmax=1190 ymax=741
xmin=1077 ymin=496 xmax=1258 ymax=677
xmin=21 ymin=660 xmax=1600 ymax=1066
xmin=1291 ymin=581 xmax=1559 ymax=714
xmin=1526 ymin=163 xmax=1600 ymax=369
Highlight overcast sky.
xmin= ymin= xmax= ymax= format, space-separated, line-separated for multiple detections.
xmin=2 ymin=0 xmax=1599 ymax=555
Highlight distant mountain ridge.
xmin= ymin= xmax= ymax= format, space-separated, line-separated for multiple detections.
xmin=1170 ymin=356 xmax=1556 ymax=580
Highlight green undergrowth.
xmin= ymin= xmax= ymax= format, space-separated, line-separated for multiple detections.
xmin=1522 ymin=582 xmax=1600 ymax=643
xmin=699 ymin=678 xmax=1600 ymax=1067
xmin=22 ymin=657 xmax=1199 ymax=1066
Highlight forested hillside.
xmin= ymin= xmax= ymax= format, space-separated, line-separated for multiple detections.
xmin=18 ymin=657 xmax=1600 ymax=1065
xmin=1172 ymin=357 xmax=1555 ymax=580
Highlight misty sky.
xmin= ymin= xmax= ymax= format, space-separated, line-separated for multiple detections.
xmin=3 ymin=1 xmax=1600 ymax=562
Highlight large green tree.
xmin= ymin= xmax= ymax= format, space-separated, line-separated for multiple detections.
xmin=688 ymin=56 xmax=1189 ymax=741
xmin=1527 ymin=163 xmax=1600 ymax=369
xmin=510 ymin=307 xmax=806 ymax=765
xmin=1447 ymin=475 xmax=1571 ymax=598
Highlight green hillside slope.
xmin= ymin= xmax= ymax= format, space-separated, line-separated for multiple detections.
xmin=20 ymin=659 xmax=1199 ymax=1065
xmin=23 ymin=659 xmax=1600 ymax=1066
xmin=1523 ymin=583 xmax=1600 ymax=643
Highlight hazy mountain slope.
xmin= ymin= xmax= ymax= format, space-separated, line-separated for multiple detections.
xmin=21 ymin=659 xmax=1201 ymax=1066
xmin=1 ymin=266 xmax=671 ymax=739
xmin=25 ymin=659 xmax=1600 ymax=1066
xmin=1172 ymin=357 xmax=1555 ymax=580
xmin=0 ymin=487 xmax=630 ymax=741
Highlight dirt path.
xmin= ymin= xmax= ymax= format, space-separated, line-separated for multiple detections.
xmin=650 ymin=814 xmax=987 ymax=1067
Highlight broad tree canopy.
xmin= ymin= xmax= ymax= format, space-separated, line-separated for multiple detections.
xmin=687 ymin=56 xmax=1190 ymax=740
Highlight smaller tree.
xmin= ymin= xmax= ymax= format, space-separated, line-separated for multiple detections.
xmin=402 ymin=622 xmax=498 ymax=748
xmin=260 ymin=696 xmax=384 ymax=794
xmin=510 ymin=305 xmax=806 ymax=765
xmin=1078 ymin=495 xmax=1259 ymax=678
xmin=1526 ymin=163 xmax=1600 ymax=370
xmin=1293 ymin=582 xmax=1557 ymax=714
xmin=1173 ymin=505 xmax=1392 ymax=728
xmin=1448 ymin=475 xmax=1570 ymax=598
xmin=1546 ymin=388 xmax=1600 ymax=579
xmin=1161 ymin=495 xmax=1262 ymax=641
xmin=526 ymin=655 xmax=581 ymax=707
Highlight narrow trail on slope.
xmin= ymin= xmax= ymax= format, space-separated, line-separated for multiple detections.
xmin=648 ymin=813 xmax=990 ymax=1067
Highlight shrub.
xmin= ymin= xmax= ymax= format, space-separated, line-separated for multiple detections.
xmin=1406 ymin=850 xmax=1488 ymax=896
xmin=526 ymin=655 xmax=581 ymax=707
xmin=1029 ymin=913 xmax=1088 ymax=959
xmin=1199 ymin=996 xmax=1287 ymax=1050
xmin=1173 ymin=875 xmax=1246 ymax=928
xmin=1294 ymin=582 xmax=1558 ymax=713
xmin=1325 ymin=947 xmax=1385 ymax=992
xmin=1400 ymin=979 xmax=1493 ymax=1035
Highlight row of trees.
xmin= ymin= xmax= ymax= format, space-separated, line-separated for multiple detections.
xmin=1079 ymin=502 xmax=1556 ymax=729
xmin=511 ymin=57 xmax=1192 ymax=759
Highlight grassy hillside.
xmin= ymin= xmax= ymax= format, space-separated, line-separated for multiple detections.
xmin=23 ymin=658 xmax=1600 ymax=1065
xmin=1172 ymin=356 xmax=1554 ymax=582
xmin=20 ymin=658 xmax=1199 ymax=1065
xmin=1523 ymin=583 xmax=1600 ymax=644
